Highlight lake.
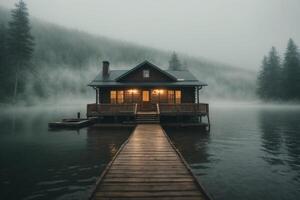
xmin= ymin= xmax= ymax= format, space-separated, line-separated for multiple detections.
xmin=0 ymin=104 xmax=300 ymax=200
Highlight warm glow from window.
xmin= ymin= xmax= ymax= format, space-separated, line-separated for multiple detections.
xmin=128 ymin=89 xmax=138 ymax=94
xmin=110 ymin=91 xmax=117 ymax=104
xmin=111 ymin=90 xmax=124 ymax=104
xmin=117 ymin=91 xmax=124 ymax=104
xmin=142 ymin=91 xmax=150 ymax=101
xmin=152 ymin=89 xmax=164 ymax=94
xmin=175 ymin=90 xmax=181 ymax=104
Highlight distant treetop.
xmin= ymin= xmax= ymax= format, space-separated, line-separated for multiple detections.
xmin=168 ymin=52 xmax=185 ymax=71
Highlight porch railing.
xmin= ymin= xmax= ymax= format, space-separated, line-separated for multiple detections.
xmin=159 ymin=103 xmax=209 ymax=115
xmin=87 ymin=103 xmax=209 ymax=117
xmin=87 ymin=103 xmax=136 ymax=117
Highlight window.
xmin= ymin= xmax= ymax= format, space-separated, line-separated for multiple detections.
xmin=125 ymin=89 xmax=139 ymax=103
xmin=143 ymin=70 xmax=150 ymax=78
xmin=111 ymin=90 xmax=124 ymax=104
xmin=110 ymin=91 xmax=117 ymax=104
xmin=168 ymin=90 xmax=174 ymax=104
xmin=117 ymin=91 xmax=124 ymax=104
xmin=175 ymin=90 xmax=181 ymax=104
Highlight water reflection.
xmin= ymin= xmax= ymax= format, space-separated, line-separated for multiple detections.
xmin=163 ymin=127 xmax=211 ymax=171
xmin=1 ymin=106 xmax=300 ymax=200
xmin=0 ymin=109 xmax=132 ymax=200
xmin=166 ymin=106 xmax=300 ymax=200
xmin=259 ymin=108 xmax=300 ymax=181
xmin=259 ymin=110 xmax=284 ymax=164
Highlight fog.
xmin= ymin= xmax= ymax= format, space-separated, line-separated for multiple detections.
xmin=1 ymin=0 xmax=300 ymax=69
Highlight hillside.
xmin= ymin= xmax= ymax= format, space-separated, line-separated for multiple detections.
xmin=0 ymin=7 xmax=256 ymax=103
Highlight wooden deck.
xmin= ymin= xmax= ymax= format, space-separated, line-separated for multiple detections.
xmin=87 ymin=103 xmax=209 ymax=117
xmin=90 ymin=124 xmax=211 ymax=200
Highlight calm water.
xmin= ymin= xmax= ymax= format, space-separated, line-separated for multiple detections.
xmin=0 ymin=104 xmax=300 ymax=200
xmin=0 ymin=105 xmax=133 ymax=200
xmin=165 ymin=105 xmax=300 ymax=200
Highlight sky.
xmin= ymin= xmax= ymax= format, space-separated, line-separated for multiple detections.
xmin=1 ymin=0 xmax=300 ymax=70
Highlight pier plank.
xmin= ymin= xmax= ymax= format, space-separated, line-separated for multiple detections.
xmin=90 ymin=124 xmax=209 ymax=200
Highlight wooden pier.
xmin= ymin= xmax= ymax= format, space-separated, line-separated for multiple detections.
xmin=90 ymin=124 xmax=211 ymax=200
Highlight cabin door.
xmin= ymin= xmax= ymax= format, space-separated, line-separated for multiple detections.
xmin=142 ymin=90 xmax=150 ymax=102
xmin=140 ymin=90 xmax=154 ymax=111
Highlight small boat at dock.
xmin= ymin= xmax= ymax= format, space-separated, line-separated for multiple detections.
xmin=48 ymin=118 xmax=96 ymax=129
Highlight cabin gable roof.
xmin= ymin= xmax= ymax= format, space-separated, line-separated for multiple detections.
xmin=115 ymin=61 xmax=177 ymax=82
xmin=88 ymin=61 xmax=207 ymax=87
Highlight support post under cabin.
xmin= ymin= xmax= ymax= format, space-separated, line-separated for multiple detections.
xmin=96 ymin=88 xmax=99 ymax=104
xmin=197 ymin=86 xmax=200 ymax=105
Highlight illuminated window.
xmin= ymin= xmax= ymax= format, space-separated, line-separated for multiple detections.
xmin=125 ymin=89 xmax=139 ymax=103
xmin=110 ymin=91 xmax=117 ymax=104
xmin=111 ymin=90 xmax=124 ymax=104
xmin=143 ymin=70 xmax=150 ymax=78
xmin=175 ymin=90 xmax=181 ymax=104
xmin=117 ymin=91 xmax=124 ymax=104
xmin=168 ymin=90 xmax=174 ymax=104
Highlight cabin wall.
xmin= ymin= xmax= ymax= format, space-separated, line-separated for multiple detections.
xmin=119 ymin=65 xmax=174 ymax=82
xmin=99 ymin=88 xmax=110 ymax=103
xmin=181 ymin=87 xmax=195 ymax=103
xmin=98 ymin=87 xmax=196 ymax=104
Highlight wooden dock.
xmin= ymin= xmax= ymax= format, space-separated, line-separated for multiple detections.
xmin=90 ymin=124 xmax=211 ymax=200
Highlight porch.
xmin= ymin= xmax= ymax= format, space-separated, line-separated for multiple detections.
xmin=86 ymin=103 xmax=209 ymax=117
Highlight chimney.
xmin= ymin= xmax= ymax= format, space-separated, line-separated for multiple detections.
xmin=102 ymin=61 xmax=109 ymax=77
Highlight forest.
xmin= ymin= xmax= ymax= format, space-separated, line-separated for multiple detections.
xmin=0 ymin=2 xmax=256 ymax=105
xmin=257 ymin=39 xmax=300 ymax=101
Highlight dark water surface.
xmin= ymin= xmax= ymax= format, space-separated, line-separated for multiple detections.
xmin=0 ymin=105 xmax=300 ymax=200
xmin=0 ymin=105 xmax=133 ymax=200
xmin=165 ymin=105 xmax=300 ymax=200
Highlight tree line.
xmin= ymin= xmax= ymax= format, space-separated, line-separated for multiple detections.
xmin=257 ymin=39 xmax=300 ymax=101
xmin=0 ymin=0 xmax=34 ymax=103
xmin=0 ymin=1 xmax=257 ymax=104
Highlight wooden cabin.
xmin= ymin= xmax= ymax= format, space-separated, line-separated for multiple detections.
xmin=87 ymin=60 xmax=210 ymax=126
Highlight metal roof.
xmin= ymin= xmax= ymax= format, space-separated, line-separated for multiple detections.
xmin=88 ymin=61 xmax=207 ymax=87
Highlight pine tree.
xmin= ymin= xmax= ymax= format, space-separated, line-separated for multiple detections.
xmin=282 ymin=39 xmax=300 ymax=100
xmin=7 ymin=0 xmax=34 ymax=102
xmin=267 ymin=47 xmax=281 ymax=99
xmin=257 ymin=47 xmax=281 ymax=100
xmin=257 ymin=56 xmax=270 ymax=99
xmin=0 ymin=24 xmax=7 ymax=68
xmin=168 ymin=52 xmax=182 ymax=70
xmin=0 ymin=24 xmax=9 ymax=100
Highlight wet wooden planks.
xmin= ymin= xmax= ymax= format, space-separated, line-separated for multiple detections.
xmin=91 ymin=124 xmax=208 ymax=200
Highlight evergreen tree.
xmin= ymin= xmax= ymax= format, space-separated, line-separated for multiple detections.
xmin=0 ymin=24 xmax=9 ymax=101
xmin=7 ymin=0 xmax=34 ymax=102
xmin=267 ymin=47 xmax=281 ymax=99
xmin=0 ymin=24 xmax=7 ymax=68
xmin=168 ymin=52 xmax=182 ymax=70
xmin=257 ymin=56 xmax=270 ymax=99
xmin=282 ymin=39 xmax=300 ymax=100
xmin=257 ymin=47 xmax=281 ymax=100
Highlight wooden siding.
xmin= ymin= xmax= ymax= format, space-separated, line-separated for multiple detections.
xmin=182 ymin=87 xmax=195 ymax=103
xmin=98 ymin=87 xmax=196 ymax=104
xmin=118 ymin=64 xmax=175 ymax=82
